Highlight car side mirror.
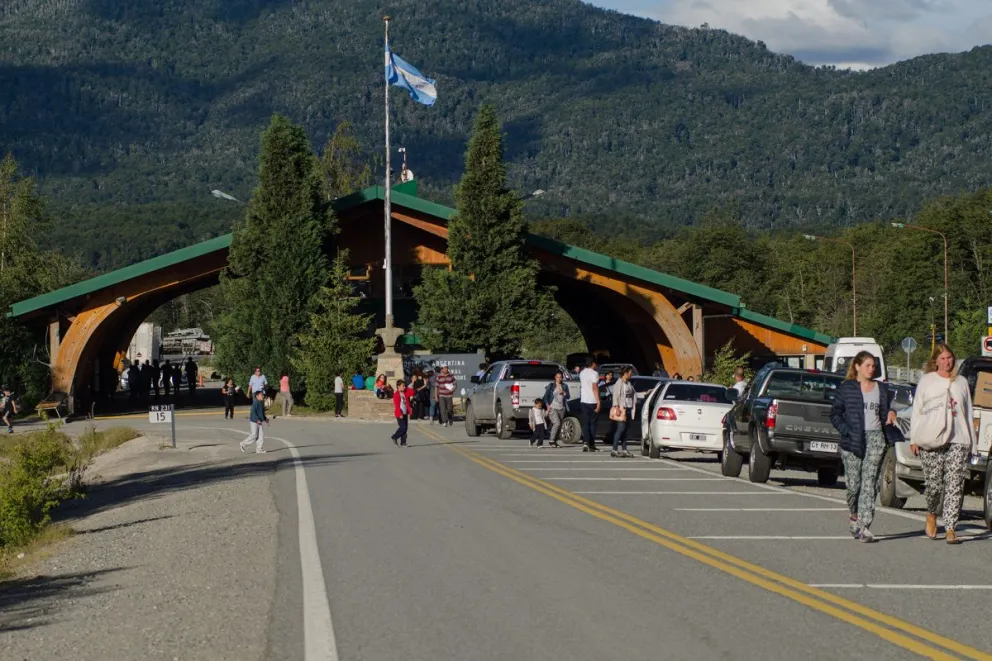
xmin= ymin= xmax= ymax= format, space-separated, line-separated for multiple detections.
xmin=470 ymin=376 xmax=480 ymax=384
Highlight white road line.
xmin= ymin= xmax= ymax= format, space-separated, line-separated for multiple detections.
xmin=548 ymin=477 xmax=727 ymax=481
xmin=674 ymin=508 xmax=849 ymax=512
xmin=690 ymin=535 xmax=853 ymax=540
xmin=653 ymin=457 xmax=937 ymax=524
xmin=205 ymin=427 xmax=339 ymax=661
xmin=573 ymin=491 xmax=790 ymax=495
xmin=812 ymin=584 xmax=992 ymax=590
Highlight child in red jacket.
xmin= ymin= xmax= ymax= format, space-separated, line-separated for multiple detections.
xmin=391 ymin=380 xmax=415 ymax=447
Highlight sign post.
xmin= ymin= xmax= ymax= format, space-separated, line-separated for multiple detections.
xmin=983 ymin=336 xmax=992 ymax=358
xmin=149 ymin=404 xmax=176 ymax=448
xmin=900 ymin=337 xmax=918 ymax=377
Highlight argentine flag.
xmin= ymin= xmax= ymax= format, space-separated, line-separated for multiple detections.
xmin=385 ymin=45 xmax=437 ymax=107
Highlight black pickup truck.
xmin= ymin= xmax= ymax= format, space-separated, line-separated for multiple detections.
xmin=721 ymin=365 xmax=846 ymax=485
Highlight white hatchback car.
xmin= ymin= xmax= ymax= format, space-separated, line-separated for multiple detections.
xmin=640 ymin=381 xmax=736 ymax=458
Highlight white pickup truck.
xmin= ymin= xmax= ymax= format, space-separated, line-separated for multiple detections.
xmin=464 ymin=360 xmax=570 ymax=439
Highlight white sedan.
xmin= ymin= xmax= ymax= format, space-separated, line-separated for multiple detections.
xmin=640 ymin=381 xmax=736 ymax=458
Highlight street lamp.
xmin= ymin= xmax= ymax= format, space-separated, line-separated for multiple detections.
xmin=892 ymin=222 xmax=948 ymax=341
xmin=804 ymin=234 xmax=857 ymax=335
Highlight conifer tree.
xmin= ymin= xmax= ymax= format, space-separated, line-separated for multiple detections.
xmin=214 ymin=115 xmax=333 ymax=381
xmin=292 ymin=251 xmax=375 ymax=410
xmin=414 ymin=105 xmax=543 ymax=357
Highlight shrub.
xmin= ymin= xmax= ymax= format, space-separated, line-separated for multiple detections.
xmin=0 ymin=427 xmax=82 ymax=548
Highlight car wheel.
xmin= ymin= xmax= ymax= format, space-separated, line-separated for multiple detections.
xmin=465 ymin=402 xmax=481 ymax=437
xmin=877 ymin=445 xmax=907 ymax=509
xmin=721 ymin=430 xmax=743 ymax=477
xmin=560 ymin=416 xmax=582 ymax=444
xmin=817 ymin=466 xmax=839 ymax=487
xmin=648 ymin=438 xmax=661 ymax=459
xmin=495 ymin=405 xmax=513 ymax=440
xmin=748 ymin=434 xmax=772 ymax=483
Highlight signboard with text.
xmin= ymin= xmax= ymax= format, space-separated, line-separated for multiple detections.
xmin=149 ymin=404 xmax=174 ymax=424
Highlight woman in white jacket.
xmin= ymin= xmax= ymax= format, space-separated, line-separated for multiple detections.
xmin=910 ymin=344 xmax=975 ymax=544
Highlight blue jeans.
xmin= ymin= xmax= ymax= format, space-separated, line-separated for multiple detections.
xmin=612 ymin=406 xmax=633 ymax=452
xmin=429 ymin=400 xmax=438 ymax=420
xmin=580 ymin=403 xmax=598 ymax=447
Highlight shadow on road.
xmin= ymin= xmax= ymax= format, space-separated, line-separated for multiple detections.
xmin=51 ymin=452 xmax=374 ymax=525
xmin=0 ymin=568 xmax=125 ymax=633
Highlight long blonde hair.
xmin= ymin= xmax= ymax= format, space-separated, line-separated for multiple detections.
xmin=924 ymin=343 xmax=956 ymax=375
xmin=844 ymin=351 xmax=877 ymax=381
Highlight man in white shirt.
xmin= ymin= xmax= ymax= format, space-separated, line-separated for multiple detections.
xmin=732 ymin=367 xmax=748 ymax=397
xmin=334 ymin=371 xmax=345 ymax=417
xmin=248 ymin=367 xmax=268 ymax=396
xmin=579 ymin=357 xmax=601 ymax=452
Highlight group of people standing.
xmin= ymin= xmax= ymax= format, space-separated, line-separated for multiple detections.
xmin=830 ymin=344 xmax=975 ymax=544
xmin=125 ymin=357 xmax=198 ymax=403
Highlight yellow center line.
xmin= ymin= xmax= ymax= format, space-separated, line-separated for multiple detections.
xmin=418 ymin=427 xmax=990 ymax=661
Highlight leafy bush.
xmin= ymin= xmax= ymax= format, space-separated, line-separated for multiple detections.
xmin=0 ymin=427 xmax=82 ymax=548
xmin=702 ymin=341 xmax=753 ymax=387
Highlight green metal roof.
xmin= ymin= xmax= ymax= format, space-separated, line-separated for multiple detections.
xmin=9 ymin=182 xmax=835 ymax=345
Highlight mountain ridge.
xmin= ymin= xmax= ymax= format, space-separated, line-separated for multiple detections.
xmin=1 ymin=0 xmax=990 ymax=268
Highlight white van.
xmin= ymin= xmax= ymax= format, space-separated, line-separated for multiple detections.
xmin=822 ymin=337 xmax=887 ymax=381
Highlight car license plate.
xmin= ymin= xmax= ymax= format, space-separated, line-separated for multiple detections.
xmin=690 ymin=433 xmax=707 ymax=442
xmin=809 ymin=441 xmax=838 ymax=453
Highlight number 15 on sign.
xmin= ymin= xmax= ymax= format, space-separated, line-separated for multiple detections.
xmin=149 ymin=405 xmax=177 ymax=448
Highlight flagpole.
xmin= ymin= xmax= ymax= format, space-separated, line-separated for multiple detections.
xmin=383 ymin=15 xmax=394 ymax=327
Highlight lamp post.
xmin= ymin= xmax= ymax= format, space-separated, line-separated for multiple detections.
xmin=892 ymin=223 xmax=948 ymax=342
xmin=804 ymin=234 xmax=857 ymax=335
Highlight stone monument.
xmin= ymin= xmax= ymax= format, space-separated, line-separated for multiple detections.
xmin=374 ymin=317 xmax=406 ymax=383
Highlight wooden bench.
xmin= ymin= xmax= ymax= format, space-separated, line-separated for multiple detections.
xmin=36 ymin=392 xmax=69 ymax=420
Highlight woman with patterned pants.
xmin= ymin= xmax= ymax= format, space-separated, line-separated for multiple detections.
xmin=910 ymin=344 xmax=976 ymax=544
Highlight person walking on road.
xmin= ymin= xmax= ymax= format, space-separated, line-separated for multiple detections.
xmin=829 ymin=351 xmax=899 ymax=543
xmin=391 ymin=379 xmax=414 ymax=447
xmin=579 ymin=357 xmax=601 ymax=452
xmin=732 ymin=366 xmax=748 ymax=397
xmin=277 ymin=372 xmax=294 ymax=418
xmin=334 ymin=371 xmax=345 ymax=417
xmin=910 ymin=344 xmax=975 ymax=544
xmin=171 ymin=363 xmax=182 ymax=400
xmin=240 ymin=390 xmax=269 ymax=454
xmin=221 ymin=378 xmax=240 ymax=420
xmin=610 ymin=366 xmax=636 ymax=458
xmin=151 ymin=359 xmax=161 ymax=399
xmin=161 ymin=360 xmax=172 ymax=397
xmin=435 ymin=365 xmax=457 ymax=427
xmin=544 ymin=371 xmax=570 ymax=448
xmin=248 ymin=367 xmax=268 ymax=397
xmin=1 ymin=387 xmax=19 ymax=434
xmin=529 ymin=398 xmax=548 ymax=447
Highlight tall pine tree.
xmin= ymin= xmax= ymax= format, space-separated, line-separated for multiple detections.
xmin=414 ymin=105 xmax=543 ymax=358
xmin=291 ymin=250 xmax=375 ymax=410
xmin=214 ymin=115 xmax=333 ymax=381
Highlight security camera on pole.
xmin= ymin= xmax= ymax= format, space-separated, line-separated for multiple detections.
xmin=375 ymin=17 xmax=438 ymax=381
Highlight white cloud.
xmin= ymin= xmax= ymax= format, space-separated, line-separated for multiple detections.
xmin=591 ymin=0 xmax=992 ymax=67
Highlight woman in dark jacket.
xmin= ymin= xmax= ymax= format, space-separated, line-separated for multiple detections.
xmin=829 ymin=350 xmax=899 ymax=543
xmin=544 ymin=372 xmax=571 ymax=447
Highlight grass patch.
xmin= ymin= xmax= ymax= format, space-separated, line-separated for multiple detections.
xmin=0 ymin=525 xmax=74 ymax=580
xmin=77 ymin=426 xmax=140 ymax=462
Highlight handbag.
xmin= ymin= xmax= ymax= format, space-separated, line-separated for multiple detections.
xmin=910 ymin=381 xmax=953 ymax=450
xmin=609 ymin=405 xmax=626 ymax=422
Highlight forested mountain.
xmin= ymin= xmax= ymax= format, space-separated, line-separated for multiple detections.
xmin=1 ymin=0 xmax=991 ymax=268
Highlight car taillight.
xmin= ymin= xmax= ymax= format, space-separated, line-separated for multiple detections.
xmin=974 ymin=415 xmax=981 ymax=436
xmin=766 ymin=402 xmax=778 ymax=429
xmin=657 ymin=407 xmax=677 ymax=420
xmin=511 ymin=382 xmax=520 ymax=409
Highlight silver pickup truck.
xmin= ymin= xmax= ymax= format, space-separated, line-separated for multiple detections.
xmin=722 ymin=365 xmax=845 ymax=485
xmin=464 ymin=360 xmax=570 ymax=439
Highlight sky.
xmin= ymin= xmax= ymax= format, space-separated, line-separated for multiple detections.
xmin=589 ymin=0 xmax=992 ymax=69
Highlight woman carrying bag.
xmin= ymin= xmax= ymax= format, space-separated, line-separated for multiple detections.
xmin=910 ymin=344 xmax=975 ymax=544
xmin=610 ymin=367 xmax=636 ymax=458
xmin=829 ymin=351 xmax=899 ymax=543
xmin=543 ymin=372 xmax=571 ymax=448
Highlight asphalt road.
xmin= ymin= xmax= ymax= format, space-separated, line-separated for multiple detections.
xmin=82 ymin=410 xmax=992 ymax=660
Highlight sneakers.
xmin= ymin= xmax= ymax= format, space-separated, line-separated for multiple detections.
xmin=848 ymin=516 xmax=859 ymax=538
xmin=610 ymin=450 xmax=619 ymax=458
xmin=256 ymin=449 xmax=267 ymax=454
xmin=858 ymin=528 xmax=875 ymax=543
xmin=530 ymin=439 xmax=536 ymax=447
xmin=239 ymin=442 xmax=247 ymax=454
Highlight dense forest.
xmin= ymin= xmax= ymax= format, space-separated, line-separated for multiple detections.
xmin=1 ymin=0 xmax=991 ymax=268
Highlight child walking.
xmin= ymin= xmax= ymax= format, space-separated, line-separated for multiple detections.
xmin=240 ymin=390 xmax=269 ymax=454
xmin=221 ymin=378 xmax=239 ymax=420
xmin=529 ymin=398 xmax=548 ymax=447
